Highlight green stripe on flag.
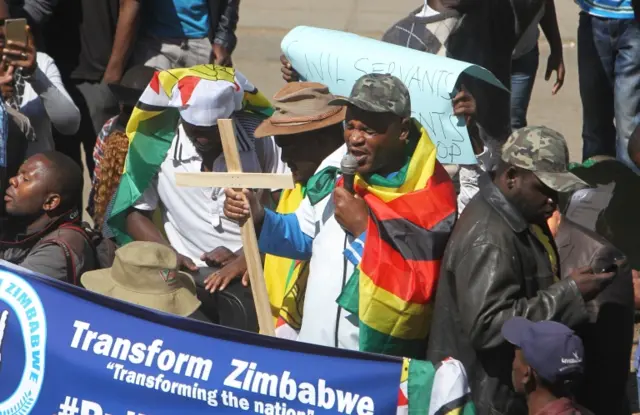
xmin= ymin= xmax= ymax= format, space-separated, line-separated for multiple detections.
xmin=336 ymin=269 xmax=359 ymax=314
xmin=408 ymin=359 xmax=436 ymax=414
xmin=337 ymin=268 xmax=427 ymax=358
xmin=463 ymin=402 xmax=477 ymax=415
xmin=108 ymin=110 xmax=179 ymax=244
xmin=358 ymin=323 xmax=426 ymax=359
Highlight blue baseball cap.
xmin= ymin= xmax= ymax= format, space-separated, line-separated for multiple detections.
xmin=502 ymin=317 xmax=584 ymax=384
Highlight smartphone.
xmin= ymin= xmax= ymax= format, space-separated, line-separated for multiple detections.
xmin=591 ymin=256 xmax=625 ymax=274
xmin=4 ymin=18 xmax=27 ymax=45
xmin=593 ymin=263 xmax=618 ymax=274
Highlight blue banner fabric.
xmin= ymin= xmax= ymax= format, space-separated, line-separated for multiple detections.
xmin=0 ymin=260 xmax=403 ymax=415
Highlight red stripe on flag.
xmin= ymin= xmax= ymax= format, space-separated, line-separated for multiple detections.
xmin=177 ymin=76 xmax=201 ymax=106
xmin=397 ymin=389 xmax=408 ymax=406
xmin=363 ymin=162 xmax=456 ymax=228
xmin=360 ymin=226 xmax=442 ymax=303
xmin=366 ymin=185 xmax=455 ymax=232
xmin=149 ymin=72 xmax=161 ymax=94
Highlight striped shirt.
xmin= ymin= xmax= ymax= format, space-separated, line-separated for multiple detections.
xmin=575 ymin=0 xmax=634 ymax=19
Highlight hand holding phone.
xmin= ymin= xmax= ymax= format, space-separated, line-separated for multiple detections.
xmin=2 ymin=21 xmax=36 ymax=77
xmin=569 ymin=265 xmax=616 ymax=301
xmin=591 ymin=256 xmax=626 ymax=275
xmin=4 ymin=18 xmax=27 ymax=45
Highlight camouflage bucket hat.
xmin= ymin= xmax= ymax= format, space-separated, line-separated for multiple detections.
xmin=501 ymin=126 xmax=589 ymax=193
xmin=328 ymin=73 xmax=411 ymax=118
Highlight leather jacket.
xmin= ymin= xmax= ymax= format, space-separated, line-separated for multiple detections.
xmin=427 ymin=174 xmax=587 ymax=415
xmin=556 ymin=218 xmax=634 ymax=415
xmin=209 ymin=0 xmax=239 ymax=53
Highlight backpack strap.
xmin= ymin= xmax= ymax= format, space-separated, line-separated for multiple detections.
xmin=38 ymin=223 xmax=91 ymax=285
xmin=40 ymin=237 xmax=78 ymax=285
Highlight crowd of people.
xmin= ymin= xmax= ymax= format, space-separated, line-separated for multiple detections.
xmin=0 ymin=0 xmax=639 ymax=414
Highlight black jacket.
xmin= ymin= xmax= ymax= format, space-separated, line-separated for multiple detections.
xmin=209 ymin=0 xmax=240 ymax=52
xmin=382 ymin=0 xmax=544 ymax=146
xmin=556 ymin=218 xmax=634 ymax=415
xmin=427 ymin=174 xmax=587 ymax=415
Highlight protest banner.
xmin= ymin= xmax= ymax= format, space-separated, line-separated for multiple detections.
xmin=281 ymin=26 xmax=507 ymax=165
xmin=0 ymin=260 xmax=474 ymax=415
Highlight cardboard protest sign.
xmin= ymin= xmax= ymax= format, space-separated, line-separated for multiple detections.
xmin=281 ymin=26 xmax=507 ymax=165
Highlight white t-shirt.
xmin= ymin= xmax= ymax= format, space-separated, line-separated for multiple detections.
xmin=134 ymin=118 xmax=287 ymax=266
xmin=291 ymin=144 xmax=360 ymax=350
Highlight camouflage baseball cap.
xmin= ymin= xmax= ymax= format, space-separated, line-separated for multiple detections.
xmin=501 ymin=126 xmax=589 ymax=193
xmin=329 ymin=73 xmax=411 ymax=118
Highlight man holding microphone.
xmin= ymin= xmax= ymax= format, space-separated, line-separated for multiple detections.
xmin=223 ymin=73 xmax=467 ymax=358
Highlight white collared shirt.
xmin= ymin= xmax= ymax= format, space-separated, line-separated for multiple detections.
xmin=134 ymin=114 xmax=287 ymax=266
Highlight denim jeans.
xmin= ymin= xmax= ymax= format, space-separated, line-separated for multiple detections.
xmin=510 ymin=45 xmax=540 ymax=130
xmin=578 ymin=12 xmax=640 ymax=171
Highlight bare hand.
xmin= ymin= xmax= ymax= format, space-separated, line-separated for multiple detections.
xmin=334 ymin=187 xmax=368 ymax=236
xmin=200 ymin=246 xmax=237 ymax=268
xmin=223 ymin=188 xmax=264 ymax=226
xmin=176 ymin=252 xmax=198 ymax=272
xmin=0 ymin=65 xmax=14 ymax=99
xmin=569 ymin=265 xmax=615 ymax=301
xmin=212 ymin=43 xmax=233 ymax=67
xmin=102 ymin=68 xmax=123 ymax=85
xmin=203 ymin=254 xmax=248 ymax=293
xmin=452 ymin=84 xmax=476 ymax=125
xmin=280 ymin=54 xmax=300 ymax=83
xmin=3 ymin=26 xmax=37 ymax=76
xmin=545 ymin=52 xmax=565 ymax=95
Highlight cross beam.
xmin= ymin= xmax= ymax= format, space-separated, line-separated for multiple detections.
xmin=176 ymin=119 xmax=295 ymax=336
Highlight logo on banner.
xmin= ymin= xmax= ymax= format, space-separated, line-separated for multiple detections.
xmin=0 ymin=270 xmax=47 ymax=414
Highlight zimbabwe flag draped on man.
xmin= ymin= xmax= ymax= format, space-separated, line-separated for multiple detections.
xmin=306 ymin=120 xmax=457 ymax=358
xmin=251 ymin=73 xmax=457 ymax=359
xmin=107 ymin=65 xmax=273 ymax=243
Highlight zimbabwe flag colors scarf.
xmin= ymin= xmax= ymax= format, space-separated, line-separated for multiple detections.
xmin=262 ymin=183 xmax=309 ymax=330
xmin=106 ymin=65 xmax=273 ymax=244
xmin=308 ymin=121 xmax=456 ymax=358
xmin=397 ymin=357 xmax=475 ymax=414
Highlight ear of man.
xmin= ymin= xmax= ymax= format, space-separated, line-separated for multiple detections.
xmin=505 ymin=165 xmax=521 ymax=190
xmin=399 ymin=117 xmax=412 ymax=143
xmin=42 ymin=192 xmax=61 ymax=213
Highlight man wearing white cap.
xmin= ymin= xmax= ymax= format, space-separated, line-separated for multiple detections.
xmin=107 ymin=65 xmax=286 ymax=274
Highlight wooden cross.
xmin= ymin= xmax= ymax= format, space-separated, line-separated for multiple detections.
xmin=174 ymin=119 xmax=295 ymax=336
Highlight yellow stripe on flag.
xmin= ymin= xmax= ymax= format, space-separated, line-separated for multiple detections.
xmin=157 ymin=65 xmax=237 ymax=98
xmin=359 ymin=270 xmax=432 ymax=340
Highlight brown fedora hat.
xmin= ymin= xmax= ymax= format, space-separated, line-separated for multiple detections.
xmin=254 ymin=82 xmax=346 ymax=138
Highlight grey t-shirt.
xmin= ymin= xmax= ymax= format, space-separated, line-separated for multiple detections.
xmin=2 ymin=226 xmax=96 ymax=283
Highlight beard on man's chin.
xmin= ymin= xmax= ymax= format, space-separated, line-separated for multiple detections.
xmin=509 ymin=193 xmax=543 ymax=224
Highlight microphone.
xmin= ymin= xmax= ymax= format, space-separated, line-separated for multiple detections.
xmin=341 ymin=153 xmax=358 ymax=194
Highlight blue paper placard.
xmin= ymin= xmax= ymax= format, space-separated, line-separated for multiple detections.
xmin=0 ymin=260 xmax=403 ymax=415
xmin=281 ymin=26 xmax=508 ymax=165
